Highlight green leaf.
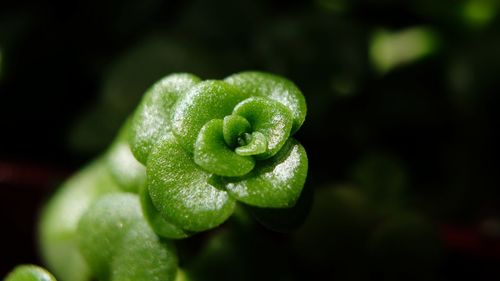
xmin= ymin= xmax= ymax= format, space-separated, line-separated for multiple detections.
xmin=234 ymin=132 xmax=268 ymax=156
xmin=225 ymin=71 xmax=306 ymax=134
xmin=140 ymin=184 xmax=192 ymax=239
xmin=225 ymin=139 xmax=308 ymax=208
xmin=106 ymin=119 xmax=146 ymax=193
xmin=4 ymin=265 xmax=57 ymax=281
xmin=172 ymin=80 xmax=250 ymax=152
xmin=147 ymin=135 xmax=236 ymax=231
xmin=130 ymin=73 xmax=200 ymax=164
xmin=233 ymin=97 xmax=293 ymax=159
xmin=194 ymin=119 xmax=255 ymax=177
xmin=77 ymin=193 xmax=178 ymax=281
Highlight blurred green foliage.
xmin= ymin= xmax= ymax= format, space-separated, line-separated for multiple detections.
xmin=370 ymin=27 xmax=439 ymax=74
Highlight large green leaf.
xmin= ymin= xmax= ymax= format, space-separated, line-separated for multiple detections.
xmin=130 ymin=73 xmax=200 ymax=164
xmin=147 ymin=135 xmax=236 ymax=231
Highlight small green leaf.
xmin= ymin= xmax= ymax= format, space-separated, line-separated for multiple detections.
xmin=234 ymin=132 xmax=268 ymax=156
xmin=172 ymin=80 xmax=250 ymax=152
xmin=148 ymin=135 xmax=236 ymax=231
xmin=233 ymin=97 xmax=293 ymax=159
xmin=130 ymin=73 xmax=200 ymax=164
xmin=225 ymin=71 xmax=306 ymax=134
xmin=222 ymin=114 xmax=251 ymax=148
xmin=225 ymin=139 xmax=308 ymax=208
xmin=194 ymin=119 xmax=255 ymax=177
xmin=4 ymin=265 xmax=57 ymax=281
xmin=140 ymin=184 xmax=192 ymax=239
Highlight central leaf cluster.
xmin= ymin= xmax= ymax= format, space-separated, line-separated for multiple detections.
xmin=128 ymin=71 xmax=308 ymax=238
xmin=193 ymin=96 xmax=293 ymax=177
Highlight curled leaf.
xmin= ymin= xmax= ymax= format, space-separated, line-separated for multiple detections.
xmin=172 ymin=80 xmax=250 ymax=152
xmin=234 ymin=131 xmax=268 ymax=156
xmin=225 ymin=71 xmax=306 ymax=134
xmin=233 ymin=97 xmax=293 ymax=159
xmin=222 ymin=114 xmax=251 ymax=148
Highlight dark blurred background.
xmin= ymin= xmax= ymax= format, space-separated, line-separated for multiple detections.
xmin=1 ymin=0 xmax=500 ymax=280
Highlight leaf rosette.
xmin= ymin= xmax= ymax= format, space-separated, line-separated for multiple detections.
xmin=129 ymin=71 xmax=308 ymax=238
